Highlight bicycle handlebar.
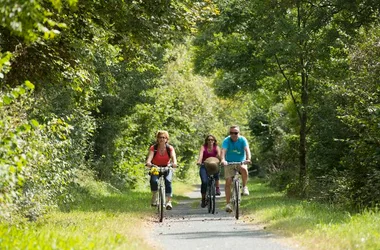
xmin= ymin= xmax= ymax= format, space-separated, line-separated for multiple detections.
xmin=148 ymin=163 xmax=173 ymax=168
xmin=145 ymin=164 xmax=173 ymax=175
xmin=224 ymin=160 xmax=250 ymax=165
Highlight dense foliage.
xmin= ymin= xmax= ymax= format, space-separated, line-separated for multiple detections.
xmin=0 ymin=0 xmax=222 ymax=221
xmin=193 ymin=0 xmax=380 ymax=209
xmin=1 ymin=0 xmax=379 ymax=222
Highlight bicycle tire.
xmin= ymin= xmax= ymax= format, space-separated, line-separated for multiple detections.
xmin=158 ymin=178 xmax=165 ymax=222
xmin=207 ymin=180 xmax=212 ymax=213
xmin=211 ymin=180 xmax=216 ymax=214
xmin=234 ymin=179 xmax=240 ymax=220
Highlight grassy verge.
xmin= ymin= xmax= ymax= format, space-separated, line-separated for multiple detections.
xmin=0 ymin=182 xmax=157 ymax=250
xmin=2 ymin=177 xmax=377 ymax=250
xmin=243 ymin=179 xmax=380 ymax=250
xmin=0 ymin=176 xmax=194 ymax=250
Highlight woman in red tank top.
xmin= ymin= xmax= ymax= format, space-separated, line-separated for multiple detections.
xmin=146 ymin=130 xmax=178 ymax=210
xmin=196 ymin=134 xmax=221 ymax=208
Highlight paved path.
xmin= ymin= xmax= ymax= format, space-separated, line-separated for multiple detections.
xmin=149 ymin=184 xmax=297 ymax=250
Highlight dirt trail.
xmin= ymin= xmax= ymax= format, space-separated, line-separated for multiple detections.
xmin=148 ymin=184 xmax=298 ymax=250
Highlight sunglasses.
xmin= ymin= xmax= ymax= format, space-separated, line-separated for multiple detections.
xmin=229 ymin=132 xmax=239 ymax=135
xmin=158 ymin=136 xmax=167 ymax=139
xmin=207 ymin=138 xmax=215 ymax=141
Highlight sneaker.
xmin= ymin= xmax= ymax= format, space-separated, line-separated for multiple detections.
xmin=166 ymin=201 xmax=172 ymax=210
xmin=242 ymin=186 xmax=249 ymax=196
xmin=225 ymin=203 xmax=232 ymax=213
xmin=201 ymin=199 xmax=206 ymax=208
xmin=216 ymin=187 xmax=221 ymax=196
xmin=151 ymin=192 xmax=158 ymax=206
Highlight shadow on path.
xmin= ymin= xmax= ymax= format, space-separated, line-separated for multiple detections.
xmin=151 ymin=184 xmax=296 ymax=250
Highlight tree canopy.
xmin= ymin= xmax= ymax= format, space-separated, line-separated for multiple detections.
xmin=1 ymin=0 xmax=380 ymax=221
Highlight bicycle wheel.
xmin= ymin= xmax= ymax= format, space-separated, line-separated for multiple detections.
xmin=211 ymin=179 xmax=216 ymax=214
xmin=234 ymin=179 xmax=240 ymax=220
xmin=207 ymin=180 xmax=212 ymax=213
xmin=158 ymin=178 xmax=165 ymax=222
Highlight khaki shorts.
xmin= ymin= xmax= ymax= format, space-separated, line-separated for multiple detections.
xmin=224 ymin=164 xmax=247 ymax=179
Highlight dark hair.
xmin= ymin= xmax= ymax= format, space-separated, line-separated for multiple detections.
xmin=204 ymin=134 xmax=218 ymax=146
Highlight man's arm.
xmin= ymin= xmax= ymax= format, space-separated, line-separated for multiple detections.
xmin=220 ymin=148 xmax=227 ymax=165
xmin=244 ymin=145 xmax=251 ymax=164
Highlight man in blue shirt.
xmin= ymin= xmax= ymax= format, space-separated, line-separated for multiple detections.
xmin=220 ymin=125 xmax=251 ymax=212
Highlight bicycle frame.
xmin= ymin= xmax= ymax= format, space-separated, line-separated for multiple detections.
xmin=231 ymin=166 xmax=241 ymax=220
xmin=226 ymin=162 xmax=246 ymax=220
xmin=150 ymin=164 xmax=172 ymax=222
xmin=207 ymin=174 xmax=216 ymax=214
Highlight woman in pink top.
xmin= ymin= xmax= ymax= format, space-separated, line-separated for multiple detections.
xmin=196 ymin=134 xmax=221 ymax=208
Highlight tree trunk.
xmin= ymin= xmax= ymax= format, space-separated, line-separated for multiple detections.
xmin=299 ymin=71 xmax=308 ymax=196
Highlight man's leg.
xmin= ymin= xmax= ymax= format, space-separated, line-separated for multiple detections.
xmin=240 ymin=165 xmax=248 ymax=186
xmin=240 ymin=165 xmax=249 ymax=195
xmin=225 ymin=177 xmax=233 ymax=212
xmin=225 ymin=177 xmax=232 ymax=204
xmin=224 ymin=165 xmax=234 ymax=212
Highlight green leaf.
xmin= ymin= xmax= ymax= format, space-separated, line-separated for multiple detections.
xmin=25 ymin=81 xmax=35 ymax=90
xmin=3 ymin=96 xmax=12 ymax=105
xmin=30 ymin=119 xmax=40 ymax=127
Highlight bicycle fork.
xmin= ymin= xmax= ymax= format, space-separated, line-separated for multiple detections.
xmin=231 ymin=177 xmax=241 ymax=204
xmin=159 ymin=176 xmax=166 ymax=204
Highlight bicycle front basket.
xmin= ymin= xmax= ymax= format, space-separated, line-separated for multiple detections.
xmin=204 ymin=157 xmax=220 ymax=175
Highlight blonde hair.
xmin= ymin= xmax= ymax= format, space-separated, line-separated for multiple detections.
xmin=156 ymin=130 xmax=170 ymax=143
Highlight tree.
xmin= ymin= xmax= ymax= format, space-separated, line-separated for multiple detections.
xmin=335 ymin=25 xmax=380 ymax=207
xmin=193 ymin=0 xmax=380 ymax=196
xmin=0 ymin=0 xmax=220 ymax=219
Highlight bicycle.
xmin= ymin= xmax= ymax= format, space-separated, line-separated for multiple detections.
xmin=225 ymin=161 xmax=249 ymax=220
xmin=149 ymin=164 xmax=172 ymax=222
xmin=206 ymin=171 xmax=217 ymax=214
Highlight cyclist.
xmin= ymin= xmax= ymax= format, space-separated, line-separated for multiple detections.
xmin=220 ymin=125 xmax=251 ymax=212
xmin=196 ymin=134 xmax=221 ymax=208
xmin=146 ymin=130 xmax=178 ymax=210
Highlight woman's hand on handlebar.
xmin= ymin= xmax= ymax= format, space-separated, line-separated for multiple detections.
xmin=146 ymin=162 xmax=177 ymax=168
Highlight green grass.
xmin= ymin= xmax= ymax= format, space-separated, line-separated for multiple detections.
xmin=0 ymin=186 xmax=156 ymax=250
xmin=2 ymin=178 xmax=379 ymax=249
xmin=242 ymin=179 xmax=380 ymax=250
xmin=0 ymin=177 xmax=194 ymax=250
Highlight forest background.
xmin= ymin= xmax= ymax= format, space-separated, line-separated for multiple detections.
xmin=1 ymin=0 xmax=379 ymax=222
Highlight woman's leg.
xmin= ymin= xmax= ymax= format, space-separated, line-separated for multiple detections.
xmin=150 ymin=174 xmax=159 ymax=191
xmin=150 ymin=175 xmax=159 ymax=206
xmin=214 ymin=172 xmax=221 ymax=195
xmin=164 ymin=170 xmax=173 ymax=209
xmin=199 ymin=165 xmax=208 ymax=207
xmin=199 ymin=165 xmax=208 ymax=194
